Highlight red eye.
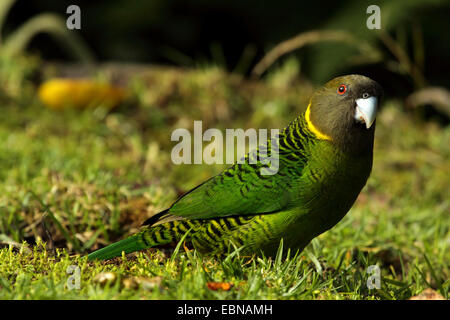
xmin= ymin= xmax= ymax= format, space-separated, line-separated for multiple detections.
xmin=338 ymin=84 xmax=347 ymax=95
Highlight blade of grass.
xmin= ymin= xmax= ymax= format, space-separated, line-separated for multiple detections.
xmin=170 ymin=228 xmax=192 ymax=263
xmin=27 ymin=191 xmax=81 ymax=252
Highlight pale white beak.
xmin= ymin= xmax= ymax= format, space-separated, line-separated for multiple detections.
xmin=355 ymin=96 xmax=378 ymax=129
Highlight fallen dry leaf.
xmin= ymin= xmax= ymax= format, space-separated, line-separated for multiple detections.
xmin=206 ymin=282 xmax=233 ymax=291
xmin=38 ymin=78 xmax=128 ymax=110
xmin=123 ymin=276 xmax=163 ymax=290
xmin=409 ymin=288 xmax=445 ymax=300
xmin=93 ymin=272 xmax=118 ymax=286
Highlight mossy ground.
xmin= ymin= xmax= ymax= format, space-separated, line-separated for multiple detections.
xmin=0 ymin=61 xmax=448 ymax=299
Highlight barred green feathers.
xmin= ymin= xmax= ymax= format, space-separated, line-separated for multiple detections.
xmin=88 ymin=75 xmax=383 ymax=261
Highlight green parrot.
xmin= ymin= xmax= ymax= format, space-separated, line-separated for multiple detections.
xmin=88 ymin=74 xmax=383 ymax=261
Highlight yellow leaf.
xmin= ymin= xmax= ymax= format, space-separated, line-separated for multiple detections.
xmin=38 ymin=78 xmax=127 ymax=110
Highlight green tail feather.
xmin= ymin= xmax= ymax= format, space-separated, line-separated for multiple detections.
xmin=87 ymin=233 xmax=148 ymax=261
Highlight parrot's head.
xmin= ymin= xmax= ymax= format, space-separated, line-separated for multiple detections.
xmin=307 ymin=74 xmax=383 ymax=154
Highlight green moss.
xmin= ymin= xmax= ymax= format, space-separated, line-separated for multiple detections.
xmin=0 ymin=63 xmax=448 ymax=299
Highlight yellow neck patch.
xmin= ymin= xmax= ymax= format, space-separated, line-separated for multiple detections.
xmin=305 ymin=103 xmax=332 ymax=141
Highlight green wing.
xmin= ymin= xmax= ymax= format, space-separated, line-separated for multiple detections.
xmin=146 ymin=121 xmax=311 ymax=226
xmin=169 ymin=163 xmax=289 ymax=218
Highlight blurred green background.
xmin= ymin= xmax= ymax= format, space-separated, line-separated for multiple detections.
xmin=5 ymin=0 xmax=450 ymax=90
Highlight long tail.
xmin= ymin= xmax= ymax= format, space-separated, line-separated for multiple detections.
xmin=87 ymin=216 xmax=251 ymax=260
xmin=87 ymin=226 xmax=174 ymax=261
xmin=87 ymin=233 xmax=146 ymax=261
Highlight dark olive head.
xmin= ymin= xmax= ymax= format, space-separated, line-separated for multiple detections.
xmin=308 ymin=74 xmax=383 ymax=154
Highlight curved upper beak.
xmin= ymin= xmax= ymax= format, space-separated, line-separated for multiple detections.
xmin=354 ymin=96 xmax=378 ymax=129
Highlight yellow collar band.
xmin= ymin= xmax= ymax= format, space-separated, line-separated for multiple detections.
xmin=305 ymin=103 xmax=332 ymax=141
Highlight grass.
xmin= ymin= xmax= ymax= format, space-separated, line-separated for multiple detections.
xmin=0 ymin=60 xmax=448 ymax=299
